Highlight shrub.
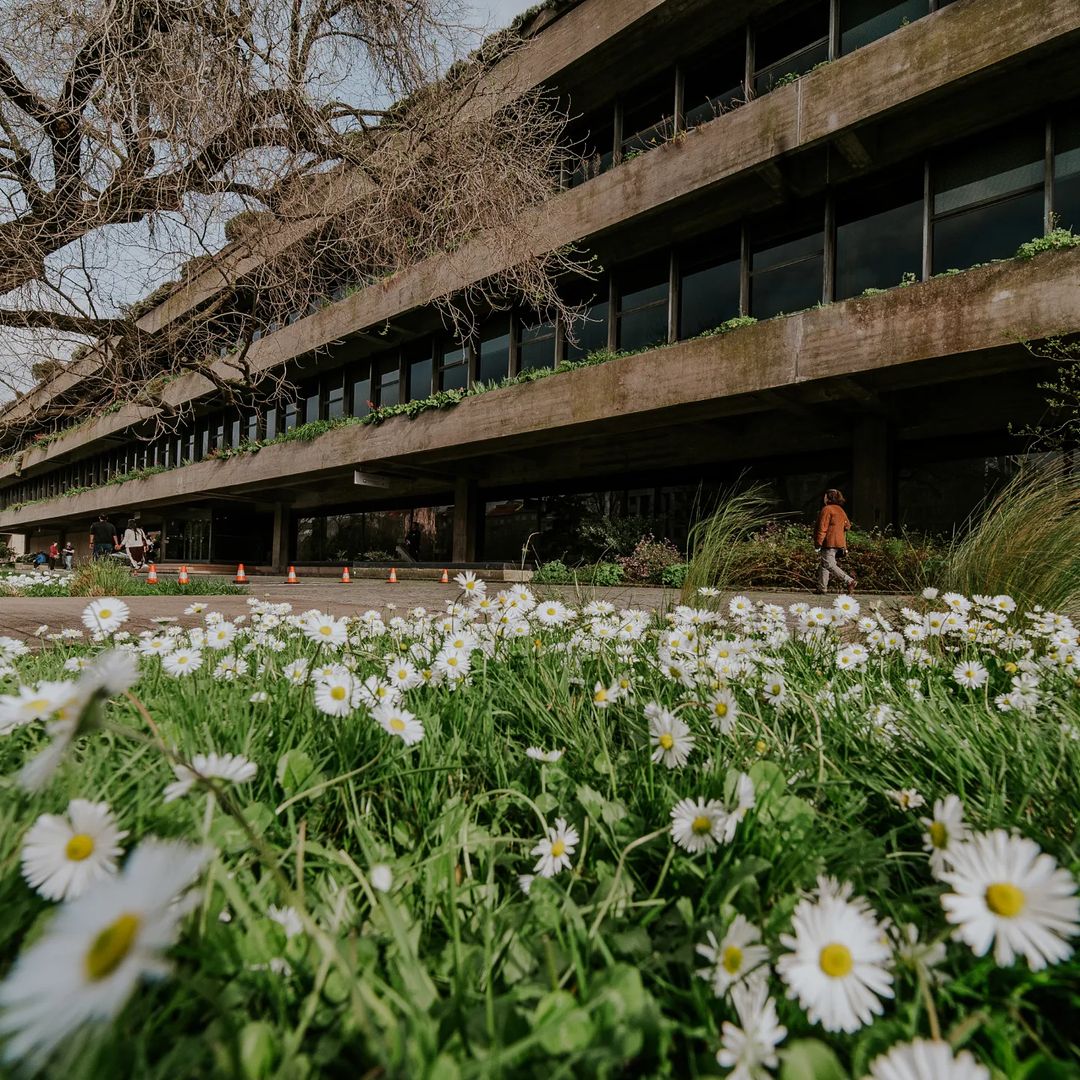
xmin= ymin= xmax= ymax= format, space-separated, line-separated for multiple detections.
xmin=585 ymin=561 xmax=624 ymax=587
xmin=618 ymin=534 xmax=683 ymax=584
xmin=532 ymin=560 xmax=575 ymax=584
xmin=661 ymin=562 xmax=689 ymax=589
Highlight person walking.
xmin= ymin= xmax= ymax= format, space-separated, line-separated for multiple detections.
xmin=814 ymin=488 xmax=856 ymax=594
xmin=62 ymin=540 xmax=75 ymax=571
xmin=120 ymin=519 xmax=149 ymax=570
xmin=47 ymin=540 xmax=59 ymax=570
xmin=89 ymin=514 xmax=118 ymax=560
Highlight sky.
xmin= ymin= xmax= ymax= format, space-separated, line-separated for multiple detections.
xmin=474 ymin=0 xmax=539 ymax=30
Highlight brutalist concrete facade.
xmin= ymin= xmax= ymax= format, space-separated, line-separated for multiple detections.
xmin=2 ymin=0 xmax=1079 ymax=567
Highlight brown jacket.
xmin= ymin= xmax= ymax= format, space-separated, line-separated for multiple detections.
xmin=815 ymin=504 xmax=851 ymax=549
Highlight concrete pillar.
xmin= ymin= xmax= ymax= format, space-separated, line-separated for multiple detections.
xmin=852 ymin=416 xmax=894 ymax=531
xmin=452 ymin=478 xmax=481 ymax=563
xmin=271 ymin=503 xmax=290 ymax=572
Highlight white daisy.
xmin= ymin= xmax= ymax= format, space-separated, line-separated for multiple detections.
xmin=715 ymin=980 xmax=787 ymax=1080
xmin=670 ymin=797 xmax=730 ymax=854
xmin=454 ymin=571 xmax=486 ymax=597
xmin=21 ymin=800 xmax=128 ymax=902
xmin=81 ymin=598 xmax=130 ymax=634
xmin=370 ymin=864 xmax=394 ymax=893
xmin=940 ymin=829 xmax=1079 ymax=970
xmin=525 ymin=747 xmax=563 ymax=763
xmin=313 ymin=672 xmax=358 ymax=717
xmin=952 ymin=660 xmax=989 ymax=689
xmin=267 ymin=905 xmax=303 ymax=938
xmin=648 ymin=705 xmax=695 ymax=768
xmin=303 ymin=613 xmax=347 ymax=648
xmin=592 ymin=681 xmax=621 ymax=709
xmin=163 ymin=752 xmax=258 ymax=802
xmin=0 ymin=840 xmax=209 ymax=1070
xmin=920 ymin=795 xmax=970 ymax=876
xmin=886 ymin=788 xmax=925 ymax=812
xmin=372 ymin=702 xmax=425 ymax=745
xmin=161 ymin=649 xmax=203 ymax=677
xmin=866 ymin=1038 xmax=990 ymax=1080
xmin=696 ymin=915 xmax=770 ymax=997
xmin=706 ymin=688 xmax=738 ymax=733
xmin=776 ymin=885 xmax=894 ymax=1033
xmin=531 ymin=817 xmax=579 ymax=878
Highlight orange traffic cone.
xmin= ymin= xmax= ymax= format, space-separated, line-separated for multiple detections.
xmin=234 ymin=563 xmax=249 ymax=584
xmin=285 ymin=565 xmax=299 ymax=584
xmin=341 ymin=566 xmax=351 ymax=583
xmin=177 ymin=565 xmax=189 ymax=585
xmin=439 ymin=568 xmax=449 ymax=584
xmin=146 ymin=563 xmax=158 ymax=584
xmin=387 ymin=566 xmax=398 ymax=584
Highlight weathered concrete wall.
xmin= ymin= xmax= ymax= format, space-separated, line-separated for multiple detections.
xmin=3 ymin=247 xmax=1075 ymax=531
xmin=3 ymin=0 xmax=1075 ymax=481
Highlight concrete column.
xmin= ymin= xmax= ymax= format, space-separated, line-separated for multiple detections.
xmin=452 ymin=478 xmax=481 ymax=563
xmin=852 ymin=416 xmax=893 ymax=531
xmin=271 ymin=503 xmax=290 ymax=572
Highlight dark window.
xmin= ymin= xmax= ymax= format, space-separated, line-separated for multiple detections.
xmin=679 ymin=230 xmax=741 ymax=338
xmin=196 ymin=420 xmax=210 ymax=460
xmin=750 ymin=211 xmax=825 ymax=318
xmin=478 ymin=318 xmax=511 ymax=383
xmin=932 ymin=124 xmax=1045 ymax=273
xmin=839 ymin=0 xmax=928 ymax=54
xmin=439 ymin=342 xmax=470 ymax=391
xmin=406 ymin=340 xmax=434 ymax=401
xmin=1054 ymin=112 xmax=1080 ymax=231
xmin=753 ymin=1 xmax=830 ymax=95
xmin=348 ymin=365 xmax=372 ymax=416
xmin=616 ymin=265 xmax=669 ymax=351
xmin=325 ymin=372 xmax=345 ymax=419
xmin=375 ymin=355 xmax=401 ymax=406
xmin=265 ymin=408 xmax=278 ymax=441
xmin=565 ymin=298 xmax=610 ymax=360
xmin=567 ymin=111 xmax=616 ymax=187
xmin=519 ymin=315 xmax=557 ymax=371
xmin=302 ymin=381 xmax=321 ymax=424
xmin=244 ymin=411 xmax=259 ymax=443
xmin=683 ymin=37 xmax=746 ymax=130
xmin=229 ymin=415 xmax=241 ymax=446
xmin=835 ymin=168 xmax=923 ymax=298
xmin=284 ymin=400 xmax=299 ymax=433
xmin=621 ymin=73 xmax=675 ymax=159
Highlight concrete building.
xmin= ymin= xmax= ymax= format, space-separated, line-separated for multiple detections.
xmin=2 ymin=0 xmax=1079 ymax=569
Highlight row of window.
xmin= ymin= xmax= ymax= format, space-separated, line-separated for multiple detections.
xmin=4 ymin=105 xmax=1078 ymax=511
xmin=566 ymin=0 xmax=959 ymax=186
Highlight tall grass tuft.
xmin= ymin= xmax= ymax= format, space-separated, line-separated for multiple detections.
xmin=62 ymin=560 xmax=243 ymax=597
xmin=939 ymin=460 xmax=1080 ymax=615
xmin=681 ymin=484 xmax=776 ymax=600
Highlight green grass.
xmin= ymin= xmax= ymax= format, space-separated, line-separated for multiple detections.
xmin=1 ymin=561 xmax=244 ymax=598
xmin=0 ymin=589 xmax=1077 ymax=1077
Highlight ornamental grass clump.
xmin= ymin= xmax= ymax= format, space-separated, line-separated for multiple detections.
xmin=0 ymin=581 xmax=1077 ymax=1076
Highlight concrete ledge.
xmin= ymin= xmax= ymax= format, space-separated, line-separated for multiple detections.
xmin=2 ymin=247 xmax=1076 ymax=532
xmin=2 ymin=0 xmax=1075 ymax=481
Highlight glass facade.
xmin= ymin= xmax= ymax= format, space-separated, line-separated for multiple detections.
xmin=1054 ymin=113 xmax=1080 ymax=230
xmin=565 ymin=300 xmax=609 ymax=360
xmin=750 ymin=217 xmax=825 ymax=319
xmin=439 ymin=342 xmax=469 ymax=391
xmin=840 ymin=0 xmax=927 ymax=54
xmin=679 ymin=233 xmax=741 ymax=338
xmin=616 ymin=269 xmax=669 ymax=351
xmin=375 ymin=356 xmax=401 ymax=407
xmin=519 ymin=316 xmax=557 ymax=372
xmin=753 ymin=1 xmax=829 ymax=96
xmin=478 ymin=318 xmax=512 ymax=384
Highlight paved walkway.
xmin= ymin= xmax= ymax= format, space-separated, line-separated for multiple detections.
xmin=0 ymin=580 xmax=907 ymax=641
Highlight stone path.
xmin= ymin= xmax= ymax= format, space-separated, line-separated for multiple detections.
xmin=0 ymin=579 xmax=910 ymax=641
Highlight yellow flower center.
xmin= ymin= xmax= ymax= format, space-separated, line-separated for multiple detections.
xmin=722 ymin=945 xmax=743 ymax=974
xmin=929 ymin=822 xmax=948 ymax=849
xmin=818 ymin=943 xmax=853 ymax=978
xmin=594 ymin=690 xmax=607 ymax=702
xmin=319 ymin=626 xmax=331 ymax=635
xmin=66 ymin=833 xmax=95 ymax=861
xmin=85 ymin=913 xmax=140 ymax=981
xmin=658 ymin=733 xmax=674 ymax=750
xmin=99 ymin=609 xmax=112 ymax=620
xmin=390 ymin=717 xmax=406 ymax=732
xmin=714 ymin=703 xmax=728 ymax=717
xmin=755 ymin=740 xmax=767 ymax=754
xmin=985 ymin=882 xmax=1025 ymax=918
xmin=691 ymin=815 xmax=712 ymax=835
xmin=330 ymin=686 xmax=346 ymax=701
xmin=550 ymin=839 xmax=566 ymax=858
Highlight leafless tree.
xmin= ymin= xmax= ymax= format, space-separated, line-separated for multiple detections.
xmin=0 ymin=0 xmax=580 ymax=454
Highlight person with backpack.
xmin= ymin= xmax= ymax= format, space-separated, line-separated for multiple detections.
xmin=814 ymin=488 xmax=857 ymax=594
xmin=120 ymin=518 xmax=149 ymax=570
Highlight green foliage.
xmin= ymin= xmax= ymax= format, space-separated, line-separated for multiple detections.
xmin=1014 ymin=227 xmax=1080 ymax=260
xmin=618 ymin=535 xmax=683 ymax=584
xmin=939 ymin=461 xmax=1080 ymax=615
xmin=532 ymin=559 xmax=574 ymax=584
xmin=695 ymin=315 xmax=758 ymax=338
xmin=6 ymin=464 xmax=168 ymax=513
xmin=682 ymin=485 xmax=777 ymax=598
xmin=1012 ymin=336 xmax=1080 ymax=451
xmin=661 ymin=562 xmax=689 ymax=589
xmin=586 ymin=561 xmax=624 ymax=587
xmin=532 ymin=560 xmax=625 ymax=586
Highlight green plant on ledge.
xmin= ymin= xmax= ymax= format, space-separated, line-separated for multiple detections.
xmin=1014 ymin=227 xmax=1080 ymax=260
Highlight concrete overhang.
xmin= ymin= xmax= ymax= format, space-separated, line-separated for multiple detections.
xmin=3 ymin=246 xmax=1075 ymax=531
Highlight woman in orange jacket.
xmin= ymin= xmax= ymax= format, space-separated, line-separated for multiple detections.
xmin=814 ymin=488 xmax=856 ymax=594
